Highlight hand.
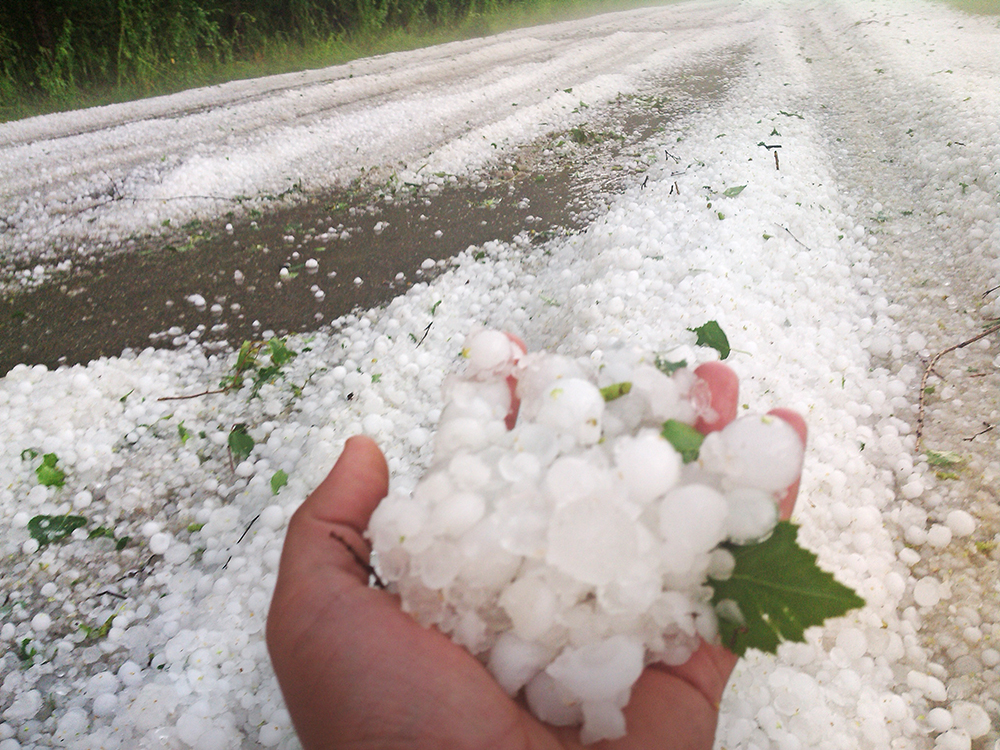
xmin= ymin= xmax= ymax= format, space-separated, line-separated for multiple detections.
xmin=267 ymin=363 xmax=806 ymax=750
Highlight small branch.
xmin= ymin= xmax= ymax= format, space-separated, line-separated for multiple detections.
xmin=157 ymin=387 xmax=228 ymax=402
xmin=93 ymin=590 xmax=127 ymax=600
xmin=916 ymin=322 xmax=1000 ymax=444
xmin=780 ymin=225 xmax=811 ymax=251
xmin=963 ymin=423 xmax=994 ymax=442
xmin=416 ymin=322 xmax=432 ymax=347
xmin=983 ymin=285 xmax=1000 ymax=299
xmin=237 ymin=513 xmax=260 ymax=544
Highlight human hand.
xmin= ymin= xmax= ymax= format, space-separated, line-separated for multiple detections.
xmin=266 ymin=362 xmax=806 ymax=750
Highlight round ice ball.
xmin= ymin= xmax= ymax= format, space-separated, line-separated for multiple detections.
xmin=701 ymin=414 xmax=803 ymax=492
xmin=724 ymin=488 xmax=779 ymax=544
xmin=547 ymin=498 xmax=637 ymax=586
xmin=535 ymin=378 xmax=604 ymax=445
xmin=487 ymin=632 xmax=554 ymax=695
xmin=613 ymin=430 xmax=681 ymax=505
xmin=950 ymin=701 xmax=991 ymax=738
xmin=659 ymin=484 xmax=729 ymax=567
xmin=545 ymin=635 xmax=645 ymax=704
xmin=462 ymin=329 xmax=519 ymax=378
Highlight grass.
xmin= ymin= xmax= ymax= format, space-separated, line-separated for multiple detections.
xmin=1 ymin=0 xmax=677 ymax=124
xmin=936 ymin=0 xmax=1000 ymax=14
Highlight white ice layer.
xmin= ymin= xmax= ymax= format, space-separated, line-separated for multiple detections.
xmin=1 ymin=0 xmax=999 ymax=748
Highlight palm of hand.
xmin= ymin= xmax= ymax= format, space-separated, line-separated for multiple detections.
xmin=267 ymin=363 xmax=805 ymax=750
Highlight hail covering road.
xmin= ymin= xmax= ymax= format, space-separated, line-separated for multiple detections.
xmin=2 ymin=1 xmax=1000 ymax=749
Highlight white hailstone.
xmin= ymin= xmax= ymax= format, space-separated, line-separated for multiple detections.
xmin=91 ymin=693 xmax=118 ymax=717
xmin=928 ymin=708 xmax=954 ymax=732
xmin=950 ymin=702 xmax=991 ymax=738
xmin=117 ymin=660 xmax=144 ymax=686
xmin=945 ymin=510 xmax=976 ymax=538
xmin=613 ymin=430 xmax=681 ymax=505
xmin=547 ymin=497 xmax=637 ymax=586
xmin=186 ymin=293 xmax=206 ymax=308
xmin=500 ymin=576 xmax=558 ymax=641
xmin=935 ymin=730 xmax=972 ymax=750
xmin=628 ymin=364 xmax=682 ymax=421
xmin=545 ymin=636 xmax=644 ymax=739
xmin=724 ymin=488 xmax=779 ymax=544
xmin=835 ymin=627 xmax=868 ymax=661
xmin=525 ymin=671 xmax=584 ymax=727
xmin=260 ymin=505 xmax=285 ymax=531
xmin=659 ymin=485 xmax=729 ymax=574
xmin=305 ymin=258 xmax=319 ymax=273
xmin=534 ymin=378 xmax=604 ymax=445
xmin=926 ymin=525 xmax=952 ymax=548
xmin=487 ymin=632 xmax=554 ymax=695
xmin=699 ymin=414 xmax=803 ymax=492
xmin=429 ymin=491 xmax=485 ymax=537
xmin=913 ymin=577 xmax=942 ymax=607
xmin=149 ymin=532 xmax=172 ymax=555
xmin=462 ymin=329 xmax=519 ymax=379
xmin=544 ymin=453 xmax=612 ymax=507
xmin=30 ymin=613 xmax=52 ymax=632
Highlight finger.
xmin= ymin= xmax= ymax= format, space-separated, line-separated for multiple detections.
xmin=768 ymin=408 xmax=807 ymax=520
xmin=692 ymin=361 xmax=739 ymax=434
xmin=504 ymin=332 xmax=527 ymax=430
xmin=306 ymin=435 xmax=389 ymax=531
xmin=278 ymin=435 xmax=389 ymax=585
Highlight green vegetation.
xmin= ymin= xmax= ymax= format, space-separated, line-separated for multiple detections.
xmin=937 ymin=0 xmax=1000 ymax=15
xmin=1 ymin=0 xmax=674 ymax=123
xmin=711 ymin=521 xmax=866 ymax=656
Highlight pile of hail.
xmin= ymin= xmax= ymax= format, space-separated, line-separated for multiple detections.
xmin=368 ymin=328 xmax=831 ymax=743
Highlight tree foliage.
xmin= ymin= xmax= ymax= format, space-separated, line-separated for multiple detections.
xmin=0 ymin=0 xmax=509 ymax=116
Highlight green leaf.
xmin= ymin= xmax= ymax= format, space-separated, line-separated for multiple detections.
xmin=688 ymin=320 xmax=730 ymax=359
xmin=271 ymin=469 xmax=289 ymax=495
xmin=228 ymin=425 xmax=254 ymax=463
xmin=654 ymin=357 xmax=687 ymax=375
xmin=660 ymin=419 xmax=704 ymax=463
xmin=600 ymin=382 xmax=632 ymax=401
xmin=178 ymin=422 xmax=191 ymax=445
xmin=36 ymin=453 xmax=66 ymax=487
xmin=723 ymin=185 xmax=747 ymax=197
xmin=28 ymin=515 xmax=87 ymax=546
xmin=710 ymin=522 xmax=865 ymax=656
xmin=267 ymin=338 xmax=296 ymax=367
xmin=925 ymin=450 xmax=965 ymax=468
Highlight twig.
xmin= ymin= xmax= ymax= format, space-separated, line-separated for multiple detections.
xmin=237 ymin=513 xmax=260 ymax=544
xmin=917 ymin=322 xmax=1000 ymax=444
xmin=775 ymin=151 xmax=780 ymax=171
xmin=157 ymin=387 xmax=228 ymax=402
xmin=963 ymin=423 xmax=994 ymax=442
xmin=416 ymin=322 xmax=432 ymax=347
xmin=330 ymin=531 xmax=385 ymax=588
xmin=983 ymin=285 xmax=999 ymax=299
xmin=781 ymin=226 xmax=811 ymax=251
xmin=93 ymin=590 xmax=127 ymax=600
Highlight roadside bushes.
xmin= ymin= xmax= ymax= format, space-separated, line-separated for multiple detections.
xmin=0 ymin=0 xmax=526 ymax=120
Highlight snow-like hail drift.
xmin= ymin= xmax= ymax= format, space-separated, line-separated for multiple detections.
xmin=369 ymin=329 xmax=805 ymax=743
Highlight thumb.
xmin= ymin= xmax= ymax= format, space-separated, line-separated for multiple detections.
xmin=277 ymin=435 xmax=389 ymax=587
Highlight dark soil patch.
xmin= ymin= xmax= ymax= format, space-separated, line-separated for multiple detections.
xmin=0 ymin=54 xmax=742 ymax=376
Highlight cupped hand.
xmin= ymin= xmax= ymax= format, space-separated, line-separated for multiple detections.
xmin=267 ymin=362 xmax=806 ymax=750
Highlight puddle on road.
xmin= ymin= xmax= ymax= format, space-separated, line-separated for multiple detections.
xmin=0 ymin=54 xmax=742 ymax=376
